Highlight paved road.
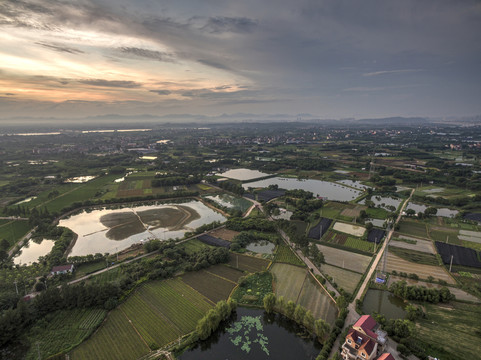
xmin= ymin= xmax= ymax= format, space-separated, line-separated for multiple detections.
xmin=0 ymin=216 xmax=29 ymax=220
xmin=353 ymin=188 xmax=414 ymax=303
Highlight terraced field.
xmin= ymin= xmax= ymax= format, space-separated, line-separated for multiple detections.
xmin=317 ymin=245 xmax=371 ymax=273
xmin=382 ymin=252 xmax=455 ymax=284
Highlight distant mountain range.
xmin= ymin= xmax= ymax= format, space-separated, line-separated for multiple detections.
xmin=0 ymin=113 xmax=479 ymax=127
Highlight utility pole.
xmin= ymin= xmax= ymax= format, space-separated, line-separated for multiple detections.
xmin=14 ymin=280 xmax=18 ymax=295
xmin=449 ymin=255 xmax=454 ymax=272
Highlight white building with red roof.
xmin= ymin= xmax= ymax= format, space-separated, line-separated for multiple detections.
xmin=50 ymin=264 xmax=74 ymax=276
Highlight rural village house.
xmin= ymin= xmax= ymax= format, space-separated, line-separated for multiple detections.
xmin=50 ymin=264 xmax=75 ymax=276
xmin=341 ymin=315 xmax=392 ymax=360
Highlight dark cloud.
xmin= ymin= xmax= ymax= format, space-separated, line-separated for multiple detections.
xmin=119 ymin=47 xmax=174 ymax=62
xmin=35 ymin=42 xmax=84 ymax=54
xmin=197 ymin=59 xmax=232 ymax=71
xmin=149 ymin=89 xmax=171 ymax=95
xmin=4 ymin=93 xmax=15 ymax=96
xmin=202 ymin=16 xmax=258 ymax=34
xmin=78 ymin=79 xmax=142 ymax=88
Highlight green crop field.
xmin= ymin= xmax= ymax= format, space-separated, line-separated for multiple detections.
xmin=321 ymin=263 xmax=362 ymax=294
xmin=228 ymin=253 xmax=270 ymax=273
xmin=231 ymin=271 xmax=273 ymax=307
xmin=24 ymin=308 xmax=106 ymax=360
xmin=417 ymin=302 xmax=481 ymax=360
xmin=0 ymin=220 xmax=32 ymax=248
xmin=204 ymin=264 xmax=245 ymax=283
xmin=71 ymin=308 xmax=150 ymax=360
xmin=297 ymin=275 xmax=338 ymax=325
xmin=74 ymin=277 xmax=214 ymax=358
xmin=270 ymin=263 xmax=307 ymax=302
xmin=74 ymin=260 xmax=107 ymax=279
xmin=398 ymin=219 xmax=428 ymax=238
xmin=180 ymin=270 xmax=237 ymax=303
xmin=31 ymin=175 xmax=120 ymax=213
xmin=270 ymin=263 xmax=337 ymax=324
xmin=388 ymin=246 xmax=439 ymax=266
xmin=343 ymin=237 xmax=374 ymax=252
xmin=274 ymin=244 xmax=306 ymax=266
xmin=178 ymin=238 xmax=213 ymax=254
xmin=366 ymin=207 xmax=390 ymax=219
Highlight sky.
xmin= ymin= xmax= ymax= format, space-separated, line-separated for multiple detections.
xmin=0 ymin=0 xmax=480 ymax=121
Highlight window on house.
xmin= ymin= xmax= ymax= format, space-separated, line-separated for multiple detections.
xmin=361 ymin=353 xmax=365 ymax=358
xmin=347 ymin=339 xmax=352 ymax=344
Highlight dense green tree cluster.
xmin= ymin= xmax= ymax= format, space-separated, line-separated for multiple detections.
xmin=214 ymin=180 xmax=245 ymax=196
xmin=151 ymin=175 xmax=201 ymax=187
xmin=196 ymin=299 xmax=237 ymax=340
xmin=226 ymin=216 xmax=275 ymax=232
xmin=389 ymin=281 xmax=454 ymax=303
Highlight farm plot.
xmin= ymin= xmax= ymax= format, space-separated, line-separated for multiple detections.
xmin=387 ymin=276 xmax=480 ymax=303
xmin=0 ymin=220 xmax=31 ymax=248
xmin=178 ymin=238 xmax=213 ymax=255
xmin=317 ymin=245 xmax=371 ymax=273
xmin=274 ymin=244 xmax=305 ymax=266
xmin=428 ymin=225 xmax=460 ymax=244
xmin=382 ymin=252 xmax=455 ymax=284
xmin=270 ymin=263 xmax=307 ymax=301
xmin=25 ymin=308 xmax=106 ymax=360
xmin=390 ymin=237 xmax=435 ymax=254
xmin=228 ymin=253 xmax=270 ymax=272
xmin=367 ymin=229 xmax=385 ymax=243
xmin=397 ymin=219 xmax=428 ymax=238
xmin=308 ymin=217 xmax=332 ymax=239
xmin=435 ymin=242 xmax=481 ymax=268
xmin=333 ymin=222 xmax=366 ymax=237
xmin=120 ymin=292 xmax=181 ymax=348
xmin=297 ymin=275 xmax=338 ymax=325
xmin=209 ymin=228 xmax=239 ymax=241
xmin=340 ymin=204 xmax=367 ymax=218
xmin=137 ymin=279 xmax=212 ymax=333
xmin=180 ymin=270 xmax=237 ymax=303
xmin=204 ymin=264 xmax=245 ymax=283
xmin=458 ymin=229 xmax=481 ymax=244
xmin=197 ymin=234 xmax=231 ymax=248
xmin=71 ymin=308 xmax=150 ymax=360
xmin=388 ymin=246 xmax=439 ymax=266
xmin=417 ymin=302 xmax=481 ymax=360
xmin=271 ymin=263 xmax=337 ymax=324
xmin=324 ymin=231 xmax=374 ymax=253
xmin=321 ymin=264 xmax=362 ymax=294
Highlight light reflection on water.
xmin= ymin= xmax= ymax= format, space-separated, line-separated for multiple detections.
xmin=59 ymin=201 xmax=226 ymax=256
